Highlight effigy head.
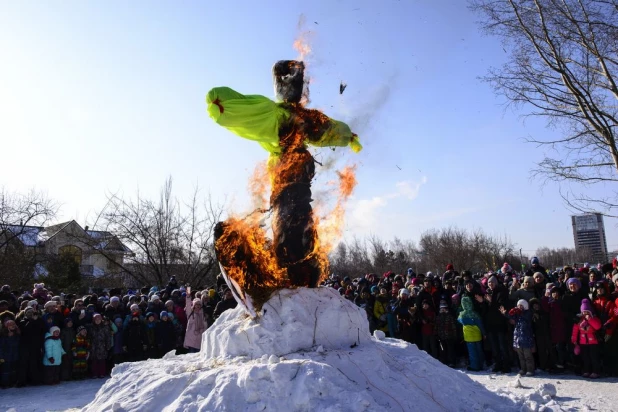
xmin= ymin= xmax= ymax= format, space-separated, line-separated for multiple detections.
xmin=273 ymin=60 xmax=305 ymax=103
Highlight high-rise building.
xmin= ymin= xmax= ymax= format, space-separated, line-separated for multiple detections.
xmin=571 ymin=213 xmax=608 ymax=262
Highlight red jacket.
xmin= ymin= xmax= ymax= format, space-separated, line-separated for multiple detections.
xmin=593 ymin=296 xmax=615 ymax=322
xmin=421 ymin=308 xmax=436 ymax=336
xmin=571 ymin=316 xmax=602 ymax=345
xmin=542 ymin=296 xmax=567 ymax=344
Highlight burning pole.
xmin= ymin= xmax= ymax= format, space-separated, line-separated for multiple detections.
xmin=207 ymin=60 xmax=361 ymax=314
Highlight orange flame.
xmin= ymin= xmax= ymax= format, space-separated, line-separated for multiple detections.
xmin=248 ymin=160 xmax=270 ymax=212
xmin=315 ymin=165 xmax=358 ymax=259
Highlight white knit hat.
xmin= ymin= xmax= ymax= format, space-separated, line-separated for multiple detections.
xmin=516 ymin=299 xmax=529 ymax=310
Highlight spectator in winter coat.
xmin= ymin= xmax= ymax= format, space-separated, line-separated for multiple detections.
xmin=0 ymin=285 xmax=19 ymax=313
xmin=147 ymin=296 xmax=165 ymax=319
xmin=156 ymin=311 xmax=177 ymax=356
xmin=213 ymin=289 xmax=238 ymax=320
xmin=124 ymin=312 xmax=146 ymax=362
xmin=17 ymin=307 xmax=45 ymax=386
xmin=0 ymin=319 xmax=20 ymax=388
xmin=481 ymin=276 xmax=512 ymax=373
xmin=572 ymin=299 xmax=602 ymax=378
xmin=509 ymin=276 xmax=536 ymax=303
xmin=435 ymin=301 xmax=457 ymax=367
xmin=592 ymin=282 xmax=615 ymax=324
xmin=72 ymin=326 xmax=90 ymax=379
xmin=501 ymin=299 xmax=535 ymax=376
xmin=105 ymin=296 xmax=125 ymax=320
xmin=112 ymin=317 xmax=124 ymax=365
xmin=393 ymin=289 xmax=415 ymax=342
xmin=89 ymin=314 xmax=111 ymax=378
xmin=373 ymin=288 xmax=391 ymax=335
xmin=542 ymin=287 xmax=567 ymax=370
xmin=603 ymin=297 xmax=618 ymax=376
xmin=419 ymin=299 xmax=438 ymax=358
xmin=529 ymin=298 xmax=552 ymax=371
xmin=532 ymin=272 xmax=548 ymax=300
xmin=43 ymin=326 xmax=65 ymax=384
xmin=416 ymin=278 xmax=439 ymax=312
xmin=144 ymin=312 xmax=158 ymax=359
xmin=60 ymin=318 xmax=75 ymax=381
xmin=42 ymin=301 xmax=64 ymax=332
xmin=69 ymin=300 xmax=88 ymax=330
xmin=458 ymin=296 xmax=486 ymax=372
xmin=529 ymin=257 xmax=547 ymax=279
xmin=166 ymin=300 xmax=187 ymax=330
xmin=184 ymin=297 xmax=206 ymax=352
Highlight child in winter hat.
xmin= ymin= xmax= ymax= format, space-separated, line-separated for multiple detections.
xmin=572 ymin=299 xmax=602 ymax=378
xmin=501 ymin=299 xmax=535 ymax=375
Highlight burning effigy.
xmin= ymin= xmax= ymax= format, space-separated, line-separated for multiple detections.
xmin=207 ymin=60 xmax=361 ymax=315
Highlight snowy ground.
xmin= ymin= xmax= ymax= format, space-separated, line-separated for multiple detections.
xmin=466 ymin=370 xmax=618 ymax=412
xmin=1 ymin=369 xmax=617 ymax=411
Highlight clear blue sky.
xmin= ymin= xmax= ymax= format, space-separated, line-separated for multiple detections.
xmin=1 ymin=0 xmax=615 ymax=257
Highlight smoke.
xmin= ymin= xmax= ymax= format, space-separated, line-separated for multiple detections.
xmin=340 ymin=74 xmax=397 ymax=137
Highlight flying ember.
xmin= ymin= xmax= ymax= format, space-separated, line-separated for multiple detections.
xmin=207 ymin=59 xmax=361 ymax=315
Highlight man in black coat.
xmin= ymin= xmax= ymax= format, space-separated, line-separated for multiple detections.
xmin=481 ymin=276 xmax=512 ymax=373
xmin=17 ymin=308 xmax=46 ymax=386
xmin=213 ymin=289 xmax=238 ymax=320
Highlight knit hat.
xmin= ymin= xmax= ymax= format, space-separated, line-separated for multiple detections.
xmin=516 ymin=299 xmax=529 ymax=310
xmin=93 ymin=313 xmax=102 ymax=320
xmin=523 ymin=276 xmax=534 ymax=285
xmin=208 ymin=289 xmax=216 ymax=299
xmin=130 ymin=304 xmax=140 ymax=312
xmin=566 ymin=278 xmax=581 ymax=288
xmin=49 ymin=326 xmax=60 ymax=335
xmin=28 ymin=300 xmax=38 ymax=308
xmin=370 ymin=286 xmax=379 ymax=294
xmin=192 ymin=298 xmax=202 ymax=306
xmin=530 ymin=256 xmax=539 ymax=265
xmin=580 ymin=299 xmax=593 ymax=314
xmin=160 ymin=311 xmax=169 ymax=319
xmin=150 ymin=295 xmax=161 ymax=302
xmin=446 ymin=264 xmax=454 ymax=271
xmin=77 ymin=326 xmax=87 ymax=334
xmin=399 ymin=288 xmax=410 ymax=297
xmin=64 ymin=317 xmax=73 ymax=326
xmin=439 ymin=301 xmax=448 ymax=309
xmin=550 ymin=286 xmax=562 ymax=296
xmin=44 ymin=301 xmax=57 ymax=309
xmin=110 ymin=296 xmax=120 ymax=303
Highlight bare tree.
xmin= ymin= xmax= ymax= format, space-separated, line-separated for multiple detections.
xmin=92 ymin=177 xmax=224 ymax=288
xmin=535 ymin=245 xmax=593 ymax=268
xmin=0 ymin=188 xmax=59 ymax=289
xmin=470 ymin=0 xmax=618 ymax=215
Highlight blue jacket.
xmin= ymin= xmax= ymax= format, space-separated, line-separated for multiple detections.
xmin=43 ymin=333 xmax=66 ymax=366
xmin=0 ymin=334 xmax=20 ymax=363
xmin=509 ymin=309 xmax=535 ymax=349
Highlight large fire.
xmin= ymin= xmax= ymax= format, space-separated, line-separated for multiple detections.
xmin=208 ymin=52 xmax=361 ymax=314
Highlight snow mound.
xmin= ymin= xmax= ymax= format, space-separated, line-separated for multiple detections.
xmin=83 ymin=288 xmax=560 ymax=412
xmin=202 ymin=287 xmax=370 ymax=359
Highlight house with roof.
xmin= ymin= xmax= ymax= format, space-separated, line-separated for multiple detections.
xmin=1 ymin=220 xmax=132 ymax=279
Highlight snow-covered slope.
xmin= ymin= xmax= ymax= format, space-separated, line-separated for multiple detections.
xmin=82 ymin=288 xmax=558 ymax=411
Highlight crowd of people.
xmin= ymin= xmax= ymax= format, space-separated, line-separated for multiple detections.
xmin=2 ymin=256 xmax=618 ymax=390
xmin=0 ymin=275 xmax=237 ymax=388
xmin=326 ymin=257 xmax=618 ymax=379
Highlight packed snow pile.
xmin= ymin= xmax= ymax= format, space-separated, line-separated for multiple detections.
xmin=83 ymin=288 xmax=561 ymax=411
xmin=202 ymin=287 xmax=370 ymax=359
